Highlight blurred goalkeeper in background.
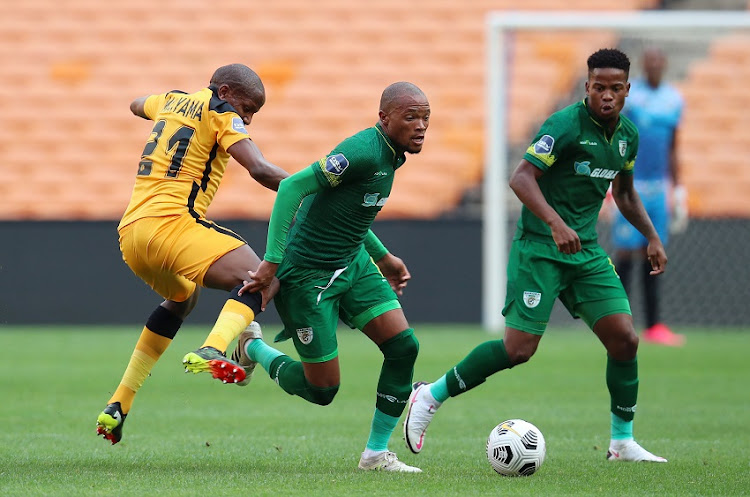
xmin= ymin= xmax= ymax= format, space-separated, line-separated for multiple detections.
xmin=96 ymin=64 xmax=288 ymax=444
xmin=404 ymin=48 xmax=669 ymax=464
xmin=609 ymin=47 xmax=686 ymax=347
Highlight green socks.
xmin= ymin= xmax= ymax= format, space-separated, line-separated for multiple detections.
xmin=429 ymin=376 xmax=450 ymax=403
xmin=444 ymin=340 xmax=512 ymax=397
xmin=607 ymin=356 xmax=638 ymax=440
xmin=607 ymin=356 xmax=639 ymax=422
xmin=246 ymin=338 xmax=284 ymax=371
xmin=611 ymin=412 xmax=634 ymax=440
xmin=365 ymin=409 xmax=399 ymax=452
xmin=375 ymin=329 xmax=419 ymax=417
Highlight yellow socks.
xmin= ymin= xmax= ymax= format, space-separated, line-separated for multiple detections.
xmin=200 ymin=299 xmax=255 ymax=353
xmin=108 ymin=327 xmax=172 ymax=414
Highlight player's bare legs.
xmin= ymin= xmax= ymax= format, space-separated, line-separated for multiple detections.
xmin=593 ymin=313 xmax=667 ymax=462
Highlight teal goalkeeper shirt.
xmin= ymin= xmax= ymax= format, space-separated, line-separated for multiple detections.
xmin=264 ymin=122 xmax=404 ymax=269
xmin=521 ymin=99 xmax=639 ymax=245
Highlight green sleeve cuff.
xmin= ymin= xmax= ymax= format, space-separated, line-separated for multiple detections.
xmin=364 ymin=229 xmax=389 ymax=261
xmin=264 ymin=167 xmax=323 ymax=263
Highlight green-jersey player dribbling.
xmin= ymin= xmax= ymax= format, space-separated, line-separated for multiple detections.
xmin=236 ymin=82 xmax=430 ymax=472
xmin=404 ymin=48 xmax=670 ymax=464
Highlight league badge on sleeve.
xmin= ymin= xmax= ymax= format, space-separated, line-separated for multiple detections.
xmin=232 ymin=117 xmax=249 ymax=134
xmin=619 ymin=140 xmax=627 ymax=157
xmin=325 ymin=153 xmax=349 ymax=175
xmin=534 ymin=135 xmax=555 ymax=155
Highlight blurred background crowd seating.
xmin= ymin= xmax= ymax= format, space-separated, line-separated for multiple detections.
xmin=4 ymin=0 xmax=749 ymax=221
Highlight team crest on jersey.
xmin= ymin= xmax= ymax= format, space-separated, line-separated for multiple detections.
xmin=296 ymin=327 xmax=314 ymax=345
xmin=325 ymin=154 xmax=349 ymax=175
xmin=232 ymin=117 xmax=248 ymax=134
xmin=523 ymin=291 xmax=542 ymax=308
xmin=619 ymin=140 xmax=627 ymax=157
xmin=534 ymin=135 xmax=555 ymax=155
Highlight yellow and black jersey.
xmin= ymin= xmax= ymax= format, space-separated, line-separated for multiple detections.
xmin=119 ymin=87 xmax=250 ymax=229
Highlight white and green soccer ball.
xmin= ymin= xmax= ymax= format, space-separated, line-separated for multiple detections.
xmin=486 ymin=419 xmax=546 ymax=476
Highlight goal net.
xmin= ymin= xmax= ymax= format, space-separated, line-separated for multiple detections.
xmin=483 ymin=10 xmax=750 ymax=331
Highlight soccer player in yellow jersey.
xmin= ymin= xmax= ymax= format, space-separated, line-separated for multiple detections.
xmin=96 ymin=64 xmax=288 ymax=445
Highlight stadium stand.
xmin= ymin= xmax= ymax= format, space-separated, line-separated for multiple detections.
xmin=17 ymin=0 xmax=750 ymax=221
xmin=675 ymin=34 xmax=750 ymax=216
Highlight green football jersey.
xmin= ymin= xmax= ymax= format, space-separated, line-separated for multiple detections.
xmin=285 ymin=122 xmax=406 ymax=268
xmin=521 ymin=99 xmax=639 ymax=244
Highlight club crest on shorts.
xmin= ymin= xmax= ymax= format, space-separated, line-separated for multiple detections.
xmin=523 ymin=291 xmax=542 ymax=308
xmin=619 ymin=140 xmax=627 ymax=157
xmin=296 ymin=327 xmax=314 ymax=345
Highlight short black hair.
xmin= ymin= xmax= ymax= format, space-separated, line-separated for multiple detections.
xmin=210 ymin=63 xmax=265 ymax=98
xmin=587 ymin=48 xmax=630 ymax=77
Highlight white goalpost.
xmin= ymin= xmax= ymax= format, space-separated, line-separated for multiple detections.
xmin=482 ymin=10 xmax=750 ymax=332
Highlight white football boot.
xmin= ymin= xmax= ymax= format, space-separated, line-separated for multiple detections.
xmin=403 ymin=382 xmax=441 ymax=454
xmin=607 ymin=439 xmax=667 ymax=462
xmin=357 ymin=451 xmax=422 ymax=473
xmin=229 ymin=321 xmax=263 ymax=387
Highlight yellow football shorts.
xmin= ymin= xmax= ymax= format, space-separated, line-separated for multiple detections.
xmin=118 ymin=214 xmax=245 ymax=302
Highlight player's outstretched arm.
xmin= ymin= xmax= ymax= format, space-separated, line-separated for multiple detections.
xmin=130 ymin=96 xmax=151 ymax=119
xmin=510 ymin=160 xmax=581 ymax=254
xmin=228 ymin=139 xmax=289 ymax=191
xmin=241 ymin=167 xmax=324 ymax=299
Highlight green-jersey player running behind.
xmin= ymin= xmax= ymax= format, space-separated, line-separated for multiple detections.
xmin=236 ymin=82 xmax=430 ymax=472
xmin=404 ymin=49 xmax=668 ymax=463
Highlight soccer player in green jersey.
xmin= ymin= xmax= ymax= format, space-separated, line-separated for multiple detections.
xmin=404 ymin=49 xmax=669 ymax=463
xmin=233 ymin=82 xmax=429 ymax=472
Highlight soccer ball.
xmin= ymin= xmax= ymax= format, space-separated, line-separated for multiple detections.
xmin=486 ymin=419 xmax=546 ymax=476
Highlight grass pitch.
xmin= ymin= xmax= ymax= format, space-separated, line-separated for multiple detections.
xmin=1 ymin=325 xmax=748 ymax=496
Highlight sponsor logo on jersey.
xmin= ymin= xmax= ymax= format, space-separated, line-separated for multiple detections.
xmin=362 ymin=193 xmax=388 ymax=207
xmin=232 ymin=117 xmax=248 ymax=134
xmin=523 ymin=291 xmax=542 ymax=308
xmin=589 ymin=168 xmax=619 ymax=179
xmin=579 ymin=139 xmax=598 ymax=146
xmin=325 ymin=153 xmax=349 ymax=175
xmin=533 ymin=135 xmax=555 ymax=155
xmin=296 ymin=327 xmax=314 ymax=345
xmin=574 ymin=161 xmax=592 ymax=176
xmin=574 ymin=161 xmax=618 ymax=180
xmin=373 ymin=171 xmax=389 ymax=176
xmin=619 ymin=140 xmax=627 ymax=157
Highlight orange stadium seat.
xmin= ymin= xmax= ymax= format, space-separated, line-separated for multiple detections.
xmin=2 ymin=0 xmax=688 ymax=221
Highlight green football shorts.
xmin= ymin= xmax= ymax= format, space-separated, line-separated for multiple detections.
xmin=502 ymin=237 xmax=631 ymax=335
xmin=273 ymin=245 xmax=401 ymax=363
